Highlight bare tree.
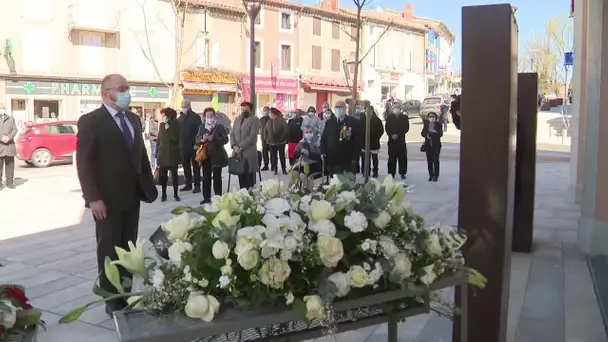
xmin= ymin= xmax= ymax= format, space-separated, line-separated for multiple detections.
xmin=133 ymin=0 xmax=204 ymax=107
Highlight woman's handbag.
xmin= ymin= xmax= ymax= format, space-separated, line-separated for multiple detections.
xmin=195 ymin=143 xmax=208 ymax=162
xmin=420 ymin=144 xmax=426 ymax=153
xmin=228 ymin=154 xmax=248 ymax=175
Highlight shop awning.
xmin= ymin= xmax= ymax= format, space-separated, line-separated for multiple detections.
xmin=182 ymin=81 xmax=238 ymax=93
xmin=301 ymin=77 xmax=363 ymax=94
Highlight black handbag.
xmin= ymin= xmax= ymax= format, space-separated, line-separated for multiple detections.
xmin=228 ymin=154 xmax=248 ymax=175
xmin=420 ymin=144 xmax=426 ymax=152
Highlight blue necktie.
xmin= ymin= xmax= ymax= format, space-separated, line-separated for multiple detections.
xmin=117 ymin=113 xmax=134 ymax=151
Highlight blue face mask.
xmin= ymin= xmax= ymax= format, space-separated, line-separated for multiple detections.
xmin=182 ymin=108 xmax=189 ymax=113
xmin=304 ymin=133 xmax=314 ymax=140
xmin=335 ymin=108 xmax=345 ymax=117
xmin=114 ymin=91 xmax=131 ymax=109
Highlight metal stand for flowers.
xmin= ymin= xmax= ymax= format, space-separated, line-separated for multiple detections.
xmin=113 ymin=273 xmax=468 ymax=342
xmin=3 ymin=326 xmax=39 ymax=342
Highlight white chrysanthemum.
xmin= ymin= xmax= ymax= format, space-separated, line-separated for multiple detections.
xmin=379 ymin=236 xmax=399 ymax=258
xmin=373 ymin=211 xmax=392 ymax=229
xmin=360 ymin=239 xmax=378 ymax=253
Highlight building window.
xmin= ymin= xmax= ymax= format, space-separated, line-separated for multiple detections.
xmin=34 ymin=100 xmax=60 ymax=122
xmin=367 ymin=80 xmax=374 ymax=89
xmin=280 ymin=44 xmax=292 ymax=71
xmin=280 ymin=12 xmax=292 ymax=31
xmin=78 ymin=32 xmax=105 ymax=75
xmin=312 ymin=46 xmax=322 ymax=70
xmin=22 ymin=27 xmax=52 ymax=73
xmin=80 ymin=100 xmax=102 ymax=117
xmin=196 ymin=38 xmax=210 ymax=67
xmin=332 ymin=22 xmax=340 ymax=39
xmin=331 ymin=49 xmax=340 ymax=72
xmin=254 ymin=41 xmax=262 ymax=69
xmin=313 ymin=17 xmax=321 ymax=36
xmin=350 ymin=26 xmax=357 ymax=41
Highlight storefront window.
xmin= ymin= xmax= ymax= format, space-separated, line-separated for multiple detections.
xmin=80 ymin=100 xmax=102 ymax=117
xmin=34 ymin=99 xmax=60 ymax=122
xmin=381 ymin=85 xmax=396 ymax=102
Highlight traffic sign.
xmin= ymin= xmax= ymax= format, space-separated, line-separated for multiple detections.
xmin=565 ymin=52 xmax=574 ymax=66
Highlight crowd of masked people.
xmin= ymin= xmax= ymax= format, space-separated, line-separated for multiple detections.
xmin=145 ymin=95 xmax=460 ymax=205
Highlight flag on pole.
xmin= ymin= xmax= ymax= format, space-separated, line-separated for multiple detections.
xmin=212 ymin=93 xmax=219 ymax=110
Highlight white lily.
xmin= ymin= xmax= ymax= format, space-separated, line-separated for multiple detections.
xmin=112 ymin=238 xmax=148 ymax=280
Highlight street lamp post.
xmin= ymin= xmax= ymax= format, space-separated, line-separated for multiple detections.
xmin=245 ymin=0 xmax=261 ymax=109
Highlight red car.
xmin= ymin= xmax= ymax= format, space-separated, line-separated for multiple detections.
xmin=16 ymin=121 xmax=78 ymax=167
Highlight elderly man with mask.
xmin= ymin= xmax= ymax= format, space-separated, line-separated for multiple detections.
xmin=178 ymin=99 xmax=203 ymax=193
xmin=0 ymin=103 xmax=17 ymax=190
xmin=385 ymin=101 xmax=409 ymax=179
xmin=320 ymin=100 xmax=360 ymax=176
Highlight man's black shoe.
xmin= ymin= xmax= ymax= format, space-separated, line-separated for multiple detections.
xmin=400 ymin=174 xmax=406 ymax=180
xmin=105 ymin=300 xmax=126 ymax=318
xmin=261 ymin=166 xmax=269 ymax=171
xmin=200 ymin=198 xmax=211 ymax=205
xmin=180 ymin=186 xmax=192 ymax=192
xmin=192 ymin=187 xmax=201 ymax=194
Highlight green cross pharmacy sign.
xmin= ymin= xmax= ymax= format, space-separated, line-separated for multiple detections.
xmin=5 ymin=80 xmax=170 ymax=100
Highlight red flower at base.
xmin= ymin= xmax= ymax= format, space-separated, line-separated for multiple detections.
xmin=0 ymin=324 xmax=4 ymax=335
xmin=3 ymin=286 xmax=30 ymax=308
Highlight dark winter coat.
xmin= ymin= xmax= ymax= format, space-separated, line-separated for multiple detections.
xmin=385 ymin=112 xmax=410 ymax=154
xmin=359 ymin=113 xmax=384 ymax=150
xmin=421 ymin=120 xmax=443 ymax=150
xmin=264 ymin=116 xmax=289 ymax=145
xmin=156 ymin=119 xmax=182 ymax=167
xmin=259 ymin=115 xmax=271 ymax=141
xmin=178 ymin=111 xmax=203 ymax=156
xmin=320 ymin=115 xmax=360 ymax=167
xmin=0 ymin=115 xmax=17 ymax=157
xmin=195 ymin=123 xmax=230 ymax=169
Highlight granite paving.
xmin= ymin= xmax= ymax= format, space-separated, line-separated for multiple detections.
xmin=0 ymin=145 xmax=605 ymax=342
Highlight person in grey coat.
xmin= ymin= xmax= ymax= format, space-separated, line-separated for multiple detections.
xmin=230 ymin=101 xmax=260 ymax=189
xmin=0 ymin=103 xmax=18 ymax=190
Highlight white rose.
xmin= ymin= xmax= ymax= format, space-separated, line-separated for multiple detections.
xmin=344 ymin=211 xmax=368 ymax=233
xmin=311 ymin=220 xmax=336 ymax=237
xmin=283 ymin=235 xmax=299 ymax=252
xmin=260 ymin=179 xmax=283 ymax=198
xmin=220 ymin=265 xmax=233 ymax=275
xmin=420 ymin=265 xmax=438 ymax=285
xmin=379 ymin=236 xmax=399 ymax=258
xmin=372 ymin=211 xmax=392 ymax=229
xmin=184 ymin=292 xmax=221 ymax=322
xmin=264 ymin=198 xmax=292 ymax=216
xmin=237 ymin=249 xmax=260 ymax=270
xmin=303 ymin=295 xmax=325 ymax=320
xmin=168 ymin=240 xmax=193 ymax=264
xmin=360 ymin=239 xmax=378 ymax=253
xmin=198 ymin=279 xmax=209 ymax=288
xmin=285 ymin=292 xmax=295 ymax=305
xmin=317 ymin=236 xmax=344 ymax=268
xmin=0 ymin=300 xmax=17 ymax=329
xmin=212 ymin=241 xmax=230 ymax=259
xmin=162 ymin=213 xmax=198 ymax=241
xmin=347 ymin=265 xmax=370 ymax=288
xmin=152 ymin=269 xmax=165 ymax=289
xmin=308 ymin=200 xmax=336 ymax=222
xmin=328 ymin=272 xmax=351 ymax=297
xmin=261 ymin=245 xmax=279 ymax=259
xmin=369 ymin=263 xmax=383 ymax=284
xmin=212 ymin=209 xmax=240 ymax=229
xmin=391 ymin=253 xmax=412 ymax=280
xmin=259 ymin=258 xmax=291 ymax=289
xmin=425 ymin=234 xmax=443 ymax=257
xmin=337 ymin=190 xmax=359 ymax=204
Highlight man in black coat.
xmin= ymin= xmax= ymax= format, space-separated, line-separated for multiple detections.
xmin=359 ymin=102 xmax=384 ymax=178
xmin=76 ymin=74 xmax=157 ymax=317
xmin=178 ymin=99 xmax=203 ymax=193
xmin=321 ymin=100 xmax=360 ymax=175
xmin=385 ymin=102 xmax=409 ymax=179
xmin=259 ymin=106 xmax=271 ymax=170
xmin=450 ymin=94 xmax=461 ymax=130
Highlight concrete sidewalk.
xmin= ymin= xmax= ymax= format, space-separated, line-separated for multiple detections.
xmin=0 ymin=157 xmax=604 ymax=342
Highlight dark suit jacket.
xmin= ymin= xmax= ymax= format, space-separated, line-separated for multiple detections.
xmin=178 ymin=111 xmax=202 ymax=157
xmin=320 ymin=115 xmax=361 ymax=165
xmin=76 ymin=105 xmax=157 ymax=210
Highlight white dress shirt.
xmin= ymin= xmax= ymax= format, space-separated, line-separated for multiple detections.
xmin=104 ymin=103 xmax=134 ymax=139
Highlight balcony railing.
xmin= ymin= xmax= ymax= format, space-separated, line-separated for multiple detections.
xmin=67 ymin=0 xmax=120 ymax=33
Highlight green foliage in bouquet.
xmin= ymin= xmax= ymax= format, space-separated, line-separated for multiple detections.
xmin=60 ymin=174 xmax=486 ymax=326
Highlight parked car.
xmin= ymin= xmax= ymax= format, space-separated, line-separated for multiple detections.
xmin=403 ymin=100 xmax=422 ymax=118
xmin=16 ymin=121 xmax=78 ymax=167
xmin=420 ymin=96 xmax=447 ymax=120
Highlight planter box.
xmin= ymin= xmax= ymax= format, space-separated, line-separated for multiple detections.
xmin=113 ymin=272 xmax=468 ymax=342
xmin=2 ymin=326 xmax=38 ymax=342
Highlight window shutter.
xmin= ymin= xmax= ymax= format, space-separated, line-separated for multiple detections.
xmin=211 ymin=40 xmax=220 ymax=66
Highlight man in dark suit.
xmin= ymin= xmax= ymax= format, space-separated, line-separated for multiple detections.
xmin=76 ymin=74 xmax=157 ymax=318
xmin=320 ymin=100 xmax=361 ymax=175
xmin=178 ymin=99 xmax=203 ymax=193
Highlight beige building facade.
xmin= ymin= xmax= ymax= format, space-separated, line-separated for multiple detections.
xmin=0 ymin=0 xmax=174 ymax=127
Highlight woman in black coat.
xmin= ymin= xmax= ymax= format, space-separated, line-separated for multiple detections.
xmin=421 ymin=112 xmax=443 ymax=182
xmin=195 ymin=108 xmax=229 ymax=204
xmin=359 ymin=107 xmax=384 ymax=178
xmin=156 ymin=108 xmax=182 ymax=202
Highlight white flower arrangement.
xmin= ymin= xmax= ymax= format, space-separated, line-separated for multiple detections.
xmin=60 ymin=175 xmax=486 ymax=329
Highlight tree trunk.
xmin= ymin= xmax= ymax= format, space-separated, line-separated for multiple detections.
xmin=351 ymin=7 xmax=370 ymax=182
xmin=171 ymin=1 xmax=188 ymax=108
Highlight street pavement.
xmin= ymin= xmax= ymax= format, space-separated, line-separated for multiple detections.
xmin=0 ymin=142 xmax=603 ymax=342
